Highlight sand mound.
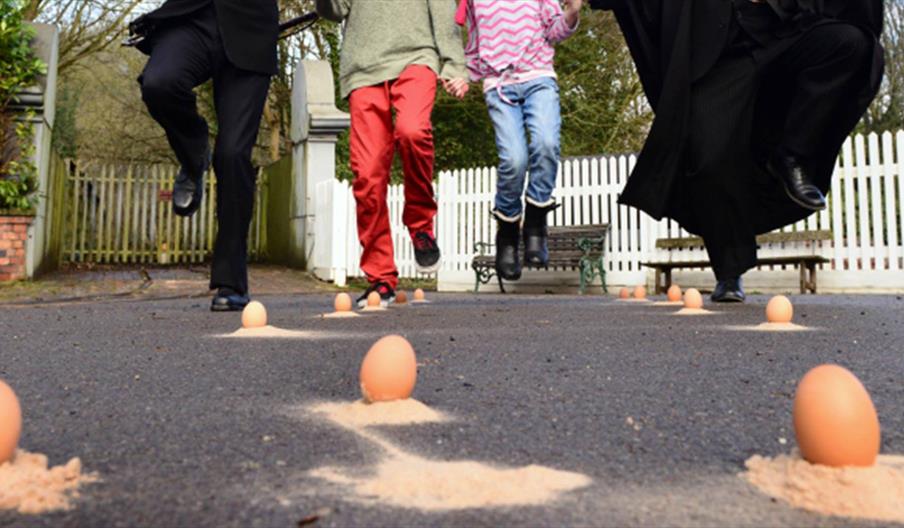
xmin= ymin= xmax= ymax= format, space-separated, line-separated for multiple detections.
xmin=673 ymin=308 xmax=715 ymax=316
xmin=322 ymin=312 xmax=360 ymax=319
xmin=309 ymin=399 xmax=448 ymax=428
xmin=222 ymin=326 xmax=315 ymax=338
xmin=0 ymin=450 xmax=98 ymax=514
xmin=743 ymin=453 xmax=904 ymax=523
xmin=652 ymin=301 xmax=684 ymax=306
xmin=312 ymin=454 xmax=591 ymax=511
xmin=724 ymin=323 xmax=813 ymax=332
xmin=306 ymin=399 xmax=592 ymax=511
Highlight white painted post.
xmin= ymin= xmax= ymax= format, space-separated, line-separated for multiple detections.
xmin=289 ymin=60 xmax=350 ymax=280
xmin=12 ymin=24 xmax=59 ymax=278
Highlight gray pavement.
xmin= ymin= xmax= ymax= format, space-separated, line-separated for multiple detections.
xmin=0 ymin=292 xmax=902 ymax=527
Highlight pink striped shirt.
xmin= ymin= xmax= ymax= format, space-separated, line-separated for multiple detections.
xmin=462 ymin=0 xmax=577 ymax=91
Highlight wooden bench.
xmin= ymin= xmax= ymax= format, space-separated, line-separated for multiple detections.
xmin=471 ymin=224 xmax=610 ymax=294
xmin=641 ymin=230 xmax=832 ymax=294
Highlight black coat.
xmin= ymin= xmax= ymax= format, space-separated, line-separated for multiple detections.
xmin=136 ymin=0 xmax=279 ymax=75
xmin=589 ymin=0 xmax=885 ymax=233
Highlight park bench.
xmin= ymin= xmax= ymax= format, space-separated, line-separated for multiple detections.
xmin=471 ymin=224 xmax=610 ymax=294
xmin=641 ymin=230 xmax=832 ymax=295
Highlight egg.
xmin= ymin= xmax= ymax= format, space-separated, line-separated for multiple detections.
xmin=633 ymin=285 xmax=647 ymax=300
xmin=360 ymin=335 xmax=417 ymax=402
xmin=766 ymin=295 xmax=793 ymax=323
xmin=793 ymin=364 xmax=880 ymax=467
xmin=0 ymin=380 xmax=22 ymax=465
xmin=684 ymin=288 xmax=703 ymax=309
xmin=414 ymin=288 xmax=426 ymax=301
xmin=242 ymin=301 xmax=267 ymax=328
xmin=334 ymin=293 xmax=353 ymax=313
xmin=619 ymin=287 xmax=630 ymax=299
xmin=667 ymin=284 xmax=682 ymax=302
xmin=395 ymin=291 xmax=408 ymax=304
xmin=367 ymin=291 xmax=382 ymax=307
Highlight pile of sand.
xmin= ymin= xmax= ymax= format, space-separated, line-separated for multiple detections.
xmin=311 ymin=455 xmax=591 ymax=511
xmin=673 ymin=308 xmax=715 ymax=316
xmin=743 ymin=453 xmax=904 ymax=523
xmin=309 ymin=400 xmax=448 ymax=428
xmin=306 ymin=399 xmax=592 ymax=511
xmin=652 ymin=301 xmax=684 ymax=307
xmin=225 ymin=326 xmax=313 ymax=338
xmin=724 ymin=323 xmax=812 ymax=332
xmin=0 ymin=450 xmax=98 ymax=514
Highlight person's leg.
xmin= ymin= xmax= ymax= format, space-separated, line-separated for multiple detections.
xmin=390 ymin=65 xmax=443 ymax=273
xmin=686 ymin=55 xmax=761 ymax=296
xmin=521 ymin=77 xmax=562 ymax=266
xmin=773 ymin=23 xmax=872 ymax=159
xmin=485 ymin=85 xmax=528 ymax=280
xmin=485 ymin=88 xmax=529 ymax=223
xmin=349 ymin=84 xmax=398 ymax=290
xmin=138 ymin=20 xmax=212 ymax=178
xmin=390 ymin=65 xmax=438 ymax=237
xmin=208 ymin=60 xmax=271 ymax=300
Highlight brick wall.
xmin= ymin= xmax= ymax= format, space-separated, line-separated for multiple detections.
xmin=0 ymin=216 xmax=33 ymax=282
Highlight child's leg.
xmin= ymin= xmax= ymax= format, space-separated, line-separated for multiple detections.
xmin=485 ymin=88 xmax=529 ymax=221
xmin=390 ymin=65 xmax=438 ymax=238
xmin=522 ymin=78 xmax=561 ymax=209
xmin=349 ymin=83 xmax=399 ymax=288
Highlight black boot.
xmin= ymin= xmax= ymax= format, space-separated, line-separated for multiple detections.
xmin=495 ymin=218 xmax=522 ymax=281
xmin=523 ymin=203 xmax=554 ymax=267
xmin=711 ymin=277 xmax=746 ymax=303
xmin=766 ymin=148 xmax=826 ymax=211
xmin=173 ymin=145 xmax=211 ymax=217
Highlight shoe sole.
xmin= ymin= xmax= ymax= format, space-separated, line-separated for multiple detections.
xmin=211 ymin=304 xmax=245 ymax=312
xmin=415 ymin=256 xmax=442 ymax=275
xmin=173 ymin=192 xmax=203 ymax=218
xmin=711 ymin=296 xmax=746 ymax=303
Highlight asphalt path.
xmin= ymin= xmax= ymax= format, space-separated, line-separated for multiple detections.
xmin=0 ymin=292 xmax=901 ymax=527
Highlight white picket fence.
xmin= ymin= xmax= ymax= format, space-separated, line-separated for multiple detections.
xmin=314 ymin=131 xmax=904 ymax=293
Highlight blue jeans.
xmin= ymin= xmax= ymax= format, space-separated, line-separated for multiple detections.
xmin=485 ymin=77 xmax=561 ymax=221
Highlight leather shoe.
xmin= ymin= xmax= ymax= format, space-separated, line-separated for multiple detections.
xmin=211 ymin=288 xmax=250 ymax=312
xmin=495 ymin=219 xmax=522 ymax=281
xmin=711 ymin=277 xmax=746 ymax=303
xmin=767 ymin=151 xmax=826 ymax=211
xmin=173 ymin=146 xmax=211 ymax=217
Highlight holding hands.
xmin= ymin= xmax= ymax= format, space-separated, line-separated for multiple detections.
xmin=442 ymin=78 xmax=470 ymax=99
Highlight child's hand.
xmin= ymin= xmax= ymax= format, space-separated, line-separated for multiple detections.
xmin=442 ymin=78 xmax=470 ymax=99
xmin=564 ymin=0 xmax=582 ymax=27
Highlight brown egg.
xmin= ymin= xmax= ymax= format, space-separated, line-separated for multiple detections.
xmin=667 ymin=284 xmax=682 ymax=302
xmin=395 ymin=291 xmax=408 ymax=304
xmin=360 ymin=335 xmax=417 ymax=402
xmin=766 ymin=295 xmax=793 ymax=323
xmin=367 ymin=291 xmax=382 ymax=307
xmin=633 ymin=285 xmax=647 ymax=300
xmin=0 ymin=379 xmax=22 ymax=464
xmin=414 ymin=288 xmax=426 ymax=301
xmin=242 ymin=301 xmax=267 ymax=328
xmin=619 ymin=287 xmax=630 ymax=299
xmin=684 ymin=288 xmax=703 ymax=309
xmin=793 ymin=364 xmax=880 ymax=467
xmin=334 ymin=293 xmax=353 ymax=313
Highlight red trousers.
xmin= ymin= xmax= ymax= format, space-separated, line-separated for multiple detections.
xmin=349 ymin=65 xmax=438 ymax=288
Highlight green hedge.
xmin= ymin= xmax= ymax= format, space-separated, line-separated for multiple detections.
xmin=0 ymin=0 xmax=46 ymax=213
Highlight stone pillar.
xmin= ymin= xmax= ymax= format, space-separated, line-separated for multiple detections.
xmin=10 ymin=24 xmax=59 ymax=278
xmin=289 ymin=60 xmax=350 ymax=282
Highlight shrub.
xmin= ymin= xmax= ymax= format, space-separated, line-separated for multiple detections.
xmin=0 ymin=0 xmax=46 ymax=213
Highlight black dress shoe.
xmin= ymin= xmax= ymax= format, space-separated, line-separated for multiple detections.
xmin=173 ymin=147 xmax=211 ymax=217
xmin=767 ymin=151 xmax=826 ymax=211
xmin=711 ymin=277 xmax=746 ymax=303
xmin=523 ymin=202 xmax=554 ymax=267
xmin=495 ymin=219 xmax=522 ymax=281
xmin=211 ymin=288 xmax=250 ymax=312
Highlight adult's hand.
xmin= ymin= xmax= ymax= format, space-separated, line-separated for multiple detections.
xmin=564 ymin=0 xmax=583 ymax=27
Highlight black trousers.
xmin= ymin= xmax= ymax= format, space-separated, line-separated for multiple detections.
xmin=139 ymin=5 xmax=271 ymax=295
xmin=686 ymin=22 xmax=872 ymax=281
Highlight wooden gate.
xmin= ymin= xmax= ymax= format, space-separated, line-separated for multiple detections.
xmin=57 ymin=160 xmax=268 ymax=265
